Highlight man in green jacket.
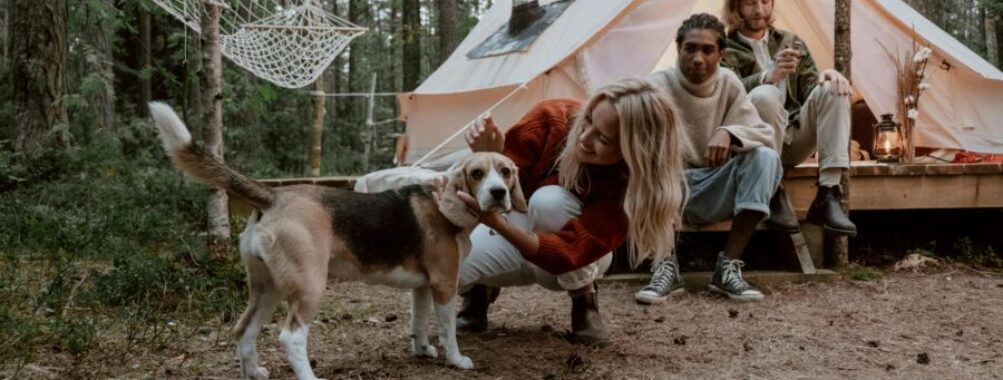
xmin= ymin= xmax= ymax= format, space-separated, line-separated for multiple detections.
xmin=721 ymin=0 xmax=856 ymax=236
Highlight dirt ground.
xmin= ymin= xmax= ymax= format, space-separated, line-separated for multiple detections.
xmin=16 ymin=270 xmax=1003 ymax=380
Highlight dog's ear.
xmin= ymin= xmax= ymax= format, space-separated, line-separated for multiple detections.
xmin=438 ymin=160 xmax=478 ymax=228
xmin=509 ymin=166 xmax=528 ymax=213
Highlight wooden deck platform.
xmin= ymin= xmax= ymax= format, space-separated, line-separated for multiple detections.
xmin=231 ymin=161 xmax=1003 ymax=276
xmin=249 ymin=161 xmax=1003 ymax=213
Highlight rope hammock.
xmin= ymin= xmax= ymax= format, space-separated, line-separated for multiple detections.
xmin=152 ymin=0 xmax=366 ymax=89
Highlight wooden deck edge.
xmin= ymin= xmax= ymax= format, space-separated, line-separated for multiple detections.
xmin=601 ymin=270 xmax=839 ymax=290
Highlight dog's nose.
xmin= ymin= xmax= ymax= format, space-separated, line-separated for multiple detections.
xmin=490 ymin=187 xmax=507 ymax=200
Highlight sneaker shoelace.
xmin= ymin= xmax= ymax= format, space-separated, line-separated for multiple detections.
xmin=646 ymin=260 xmax=677 ymax=292
xmin=721 ymin=259 xmax=753 ymax=292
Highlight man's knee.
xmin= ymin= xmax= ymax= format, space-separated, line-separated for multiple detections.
xmin=749 ymin=85 xmax=784 ymax=113
xmin=738 ymin=147 xmax=783 ymax=180
xmin=811 ymin=83 xmax=852 ymax=108
xmin=744 ymin=146 xmax=781 ymax=166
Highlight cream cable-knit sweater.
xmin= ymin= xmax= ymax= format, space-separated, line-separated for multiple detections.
xmin=646 ymin=67 xmax=776 ymax=168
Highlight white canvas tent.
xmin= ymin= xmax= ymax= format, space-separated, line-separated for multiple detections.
xmin=398 ymin=0 xmax=1003 ymax=167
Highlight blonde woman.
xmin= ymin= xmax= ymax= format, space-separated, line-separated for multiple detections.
xmin=455 ymin=78 xmax=689 ymax=346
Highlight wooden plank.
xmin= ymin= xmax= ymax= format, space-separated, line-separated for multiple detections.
xmin=783 ymin=172 xmax=1003 ymax=211
xmin=681 ymin=220 xmax=733 ymax=232
xmin=602 ymin=270 xmax=839 ymax=290
xmin=844 ymin=174 xmax=1003 ymax=210
xmin=963 ymin=162 xmax=1003 ymax=174
xmin=788 ymin=230 xmax=817 ymax=274
xmin=801 ymin=223 xmax=825 ymax=268
xmin=787 ymin=161 xmax=1003 ymax=178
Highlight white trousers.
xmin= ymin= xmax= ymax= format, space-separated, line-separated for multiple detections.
xmin=458 ymin=185 xmax=613 ymax=293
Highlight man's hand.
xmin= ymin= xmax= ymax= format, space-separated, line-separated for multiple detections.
xmin=765 ymin=48 xmax=800 ymax=85
xmin=818 ymin=69 xmax=853 ymax=96
xmin=705 ymin=129 xmax=733 ymax=167
xmin=464 ymin=112 xmax=505 ymax=153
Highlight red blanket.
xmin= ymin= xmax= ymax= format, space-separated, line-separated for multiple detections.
xmin=952 ymin=151 xmax=1003 ymax=163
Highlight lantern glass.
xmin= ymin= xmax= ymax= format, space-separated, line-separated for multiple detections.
xmin=873 ymin=114 xmax=903 ymax=163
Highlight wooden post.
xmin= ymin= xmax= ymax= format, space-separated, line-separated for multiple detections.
xmin=831 ymin=0 xmax=851 ymax=268
xmin=310 ymin=77 xmax=325 ymax=177
xmin=201 ymin=1 xmax=230 ymax=258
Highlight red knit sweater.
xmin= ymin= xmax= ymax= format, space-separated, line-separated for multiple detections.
xmin=502 ymin=99 xmax=629 ymax=274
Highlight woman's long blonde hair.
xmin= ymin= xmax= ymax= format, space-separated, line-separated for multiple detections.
xmin=556 ymin=78 xmax=691 ymax=267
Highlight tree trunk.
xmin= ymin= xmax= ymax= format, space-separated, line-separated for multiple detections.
xmin=361 ymin=74 xmax=376 ymax=172
xmin=8 ymin=0 xmax=68 ymax=157
xmin=185 ymin=27 xmax=203 ymax=136
xmin=998 ymin=10 xmax=1003 ymax=69
xmin=200 ymin=2 xmax=230 ymax=258
xmin=987 ymin=5 xmax=999 ymax=68
xmin=831 ymin=0 xmax=851 ymax=268
xmin=1 ymin=0 xmax=8 ymax=62
xmin=310 ymin=77 xmax=325 ymax=177
xmin=138 ymin=7 xmax=152 ymax=117
xmin=83 ymin=0 xmax=116 ymax=131
xmin=436 ymin=0 xmax=459 ymax=66
xmin=326 ymin=0 xmax=338 ymax=148
xmin=347 ymin=0 xmax=362 ymax=146
xmin=402 ymin=0 xmax=421 ymax=91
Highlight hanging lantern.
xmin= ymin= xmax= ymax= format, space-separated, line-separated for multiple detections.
xmin=873 ymin=114 xmax=903 ymax=163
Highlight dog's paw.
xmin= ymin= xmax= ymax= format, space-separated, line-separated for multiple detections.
xmin=243 ymin=366 xmax=269 ymax=380
xmin=447 ymin=355 xmax=474 ymax=370
xmin=411 ymin=343 xmax=438 ymax=359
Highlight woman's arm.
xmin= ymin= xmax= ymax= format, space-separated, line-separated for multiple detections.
xmin=457 ymin=191 xmax=540 ymax=256
xmin=457 ymin=192 xmax=627 ymax=274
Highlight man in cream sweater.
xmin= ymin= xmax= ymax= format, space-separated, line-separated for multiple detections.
xmin=636 ymin=13 xmax=781 ymax=303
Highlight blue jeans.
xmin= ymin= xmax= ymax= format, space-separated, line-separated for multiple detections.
xmin=683 ymin=147 xmax=782 ymax=225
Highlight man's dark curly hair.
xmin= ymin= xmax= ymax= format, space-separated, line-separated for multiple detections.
xmin=675 ymin=13 xmax=727 ymax=50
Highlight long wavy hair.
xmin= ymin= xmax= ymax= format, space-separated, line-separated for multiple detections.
xmin=722 ymin=0 xmax=776 ymax=32
xmin=556 ymin=79 xmax=691 ymax=267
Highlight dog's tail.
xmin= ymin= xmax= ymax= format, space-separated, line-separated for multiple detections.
xmin=148 ymin=102 xmax=275 ymax=210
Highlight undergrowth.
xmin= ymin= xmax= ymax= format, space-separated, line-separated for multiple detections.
xmin=0 ymin=122 xmax=247 ymax=377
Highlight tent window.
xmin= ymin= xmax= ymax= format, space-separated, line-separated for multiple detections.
xmin=467 ymin=0 xmax=574 ymax=59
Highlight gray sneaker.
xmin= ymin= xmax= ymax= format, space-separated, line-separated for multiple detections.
xmin=634 ymin=255 xmax=684 ymax=305
xmin=708 ymin=252 xmax=764 ymax=302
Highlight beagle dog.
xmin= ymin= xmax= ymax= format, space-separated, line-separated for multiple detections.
xmin=148 ymin=103 xmax=526 ymax=380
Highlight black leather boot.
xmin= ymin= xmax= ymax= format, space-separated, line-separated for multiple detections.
xmin=569 ymin=289 xmax=610 ymax=347
xmin=456 ymin=285 xmax=499 ymax=333
xmin=765 ymin=185 xmax=800 ymax=233
xmin=806 ymin=185 xmax=857 ymax=236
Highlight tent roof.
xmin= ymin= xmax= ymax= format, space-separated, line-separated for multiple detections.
xmin=401 ymin=0 xmax=1003 ymax=166
xmin=415 ymin=0 xmax=638 ymax=94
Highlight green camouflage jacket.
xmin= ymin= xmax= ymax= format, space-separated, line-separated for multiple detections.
xmin=721 ymin=28 xmax=820 ymax=126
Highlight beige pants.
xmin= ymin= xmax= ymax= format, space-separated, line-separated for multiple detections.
xmin=749 ymin=83 xmax=851 ymax=171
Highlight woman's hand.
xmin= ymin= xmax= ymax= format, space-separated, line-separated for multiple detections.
xmin=464 ymin=112 xmax=505 ymax=153
xmin=456 ymin=189 xmax=540 ymax=257
xmin=456 ymin=191 xmax=508 ymax=230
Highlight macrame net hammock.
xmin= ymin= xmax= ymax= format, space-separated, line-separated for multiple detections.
xmin=152 ymin=0 xmax=365 ymax=88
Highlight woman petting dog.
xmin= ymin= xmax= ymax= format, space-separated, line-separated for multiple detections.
xmin=453 ymin=78 xmax=690 ymax=346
